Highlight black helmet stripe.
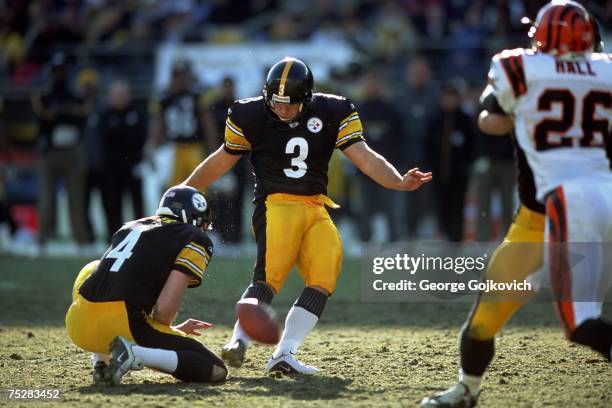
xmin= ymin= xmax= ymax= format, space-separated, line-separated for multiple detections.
xmin=278 ymin=59 xmax=294 ymax=97
xmin=553 ymin=6 xmax=578 ymax=52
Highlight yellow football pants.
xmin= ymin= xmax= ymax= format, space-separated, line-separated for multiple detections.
xmin=169 ymin=142 xmax=205 ymax=187
xmin=252 ymin=193 xmax=343 ymax=294
xmin=466 ymin=205 xmax=545 ymax=340
xmin=65 ymin=261 xmax=185 ymax=354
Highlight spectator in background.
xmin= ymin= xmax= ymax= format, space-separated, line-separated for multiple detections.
xmin=208 ymin=76 xmax=246 ymax=246
xmin=31 ymin=53 xmax=89 ymax=253
xmin=397 ymin=56 xmax=439 ymax=238
xmin=426 ymin=81 xmax=475 ymax=242
xmin=0 ymin=97 xmax=15 ymax=249
xmin=76 ymin=67 xmax=104 ymax=245
xmin=99 ymin=79 xmax=146 ymax=240
xmin=445 ymin=6 xmax=488 ymax=83
xmin=473 ymin=128 xmax=516 ymax=242
xmin=370 ymin=0 xmax=418 ymax=63
xmin=149 ymin=59 xmax=218 ymax=189
xmin=356 ymin=71 xmax=403 ymax=242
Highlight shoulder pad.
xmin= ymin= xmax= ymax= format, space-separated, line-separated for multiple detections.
xmin=311 ymin=93 xmax=353 ymax=115
xmin=228 ymin=96 xmax=264 ymax=121
xmin=493 ymin=48 xmax=528 ymax=98
xmin=493 ymin=48 xmax=531 ymax=61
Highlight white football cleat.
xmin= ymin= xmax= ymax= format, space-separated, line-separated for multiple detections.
xmin=420 ymin=382 xmax=478 ymax=408
xmin=107 ymin=336 xmax=144 ymax=386
xmin=266 ymin=353 xmax=317 ymax=375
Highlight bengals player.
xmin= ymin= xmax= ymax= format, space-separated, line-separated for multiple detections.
xmin=183 ymin=57 xmax=432 ymax=374
xmin=422 ymin=2 xmax=612 ymax=407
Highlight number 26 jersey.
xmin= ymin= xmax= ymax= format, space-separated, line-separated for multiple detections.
xmin=223 ymin=93 xmax=365 ymax=200
xmin=489 ymin=49 xmax=612 ymax=201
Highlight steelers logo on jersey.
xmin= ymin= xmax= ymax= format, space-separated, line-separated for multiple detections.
xmin=192 ymin=193 xmax=208 ymax=212
xmin=307 ymin=117 xmax=323 ymax=133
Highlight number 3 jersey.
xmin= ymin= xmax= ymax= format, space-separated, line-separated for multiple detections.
xmin=222 ymin=93 xmax=365 ymax=200
xmin=78 ymin=216 xmax=213 ymax=313
xmin=489 ymin=49 xmax=612 ymax=201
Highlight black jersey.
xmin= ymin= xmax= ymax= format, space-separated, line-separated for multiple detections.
xmin=223 ymin=93 xmax=365 ymax=199
xmin=512 ymin=135 xmax=545 ymax=214
xmin=79 ymin=216 xmax=213 ymax=313
xmin=157 ymin=91 xmax=204 ymax=143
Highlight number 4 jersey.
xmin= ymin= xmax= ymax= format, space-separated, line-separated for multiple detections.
xmin=223 ymin=93 xmax=365 ymax=200
xmin=78 ymin=216 xmax=213 ymax=313
xmin=489 ymin=48 xmax=612 ymax=201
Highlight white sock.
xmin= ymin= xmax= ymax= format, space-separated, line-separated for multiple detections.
xmin=229 ymin=320 xmax=251 ymax=347
xmin=132 ymin=346 xmax=178 ymax=373
xmin=92 ymin=353 xmax=109 ymax=366
xmin=459 ymin=369 xmax=483 ymax=396
xmin=273 ymin=306 xmax=318 ymax=359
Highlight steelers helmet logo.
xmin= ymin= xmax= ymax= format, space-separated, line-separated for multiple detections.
xmin=192 ymin=193 xmax=207 ymax=212
xmin=307 ymin=117 xmax=323 ymax=133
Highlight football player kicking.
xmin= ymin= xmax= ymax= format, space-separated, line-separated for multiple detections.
xmin=65 ymin=186 xmax=227 ymax=386
xmin=182 ymin=57 xmax=432 ymax=375
xmin=422 ymin=1 xmax=612 ymax=407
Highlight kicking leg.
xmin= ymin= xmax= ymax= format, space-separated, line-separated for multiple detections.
xmin=223 ymin=197 xmax=301 ymax=368
xmin=222 ymin=282 xmax=275 ymax=367
xmin=92 ymin=353 xmax=109 ymax=384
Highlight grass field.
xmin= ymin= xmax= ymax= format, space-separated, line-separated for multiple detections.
xmin=0 ymin=255 xmax=610 ymax=407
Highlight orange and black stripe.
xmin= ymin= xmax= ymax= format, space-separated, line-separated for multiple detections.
xmin=553 ymin=5 xmax=581 ymax=52
xmin=546 ymin=186 xmax=575 ymax=336
xmin=500 ymin=55 xmax=526 ymax=98
xmin=543 ymin=6 xmax=564 ymax=52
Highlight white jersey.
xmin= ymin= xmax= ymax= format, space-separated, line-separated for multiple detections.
xmin=488 ymin=48 xmax=612 ymax=201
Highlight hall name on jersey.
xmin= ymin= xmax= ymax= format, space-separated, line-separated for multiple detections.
xmin=555 ymin=60 xmax=596 ymax=76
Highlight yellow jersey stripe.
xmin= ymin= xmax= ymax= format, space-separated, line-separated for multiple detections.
xmin=186 ymin=243 xmax=211 ymax=260
xmin=338 ymin=115 xmax=360 ymax=131
xmin=176 ymin=245 xmax=208 ymax=273
xmin=176 ymin=259 xmax=204 ymax=278
xmin=226 ymin=118 xmax=245 ymax=137
xmin=225 ymin=140 xmax=251 ymax=150
xmin=181 ymin=247 xmax=209 ymax=267
xmin=225 ymin=127 xmax=251 ymax=149
xmin=278 ymin=59 xmax=294 ymax=97
xmin=336 ymin=131 xmax=363 ymax=147
xmin=337 ymin=119 xmax=362 ymax=138
xmin=339 ymin=112 xmax=359 ymax=126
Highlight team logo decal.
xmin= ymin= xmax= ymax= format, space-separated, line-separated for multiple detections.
xmin=192 ymin=193 xmax=208 ymax=212
xmin=307 ymin=117 xmax=323 ymax=133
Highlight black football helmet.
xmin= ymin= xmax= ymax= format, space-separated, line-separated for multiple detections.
xmin=156 ymin=186 xmax=212 ymax=230
xmin=263 ymin=57 xmax=313 ymax=121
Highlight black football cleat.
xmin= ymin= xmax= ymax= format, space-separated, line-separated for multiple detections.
xmin=221 ymin=339 xmax=247 ymax=368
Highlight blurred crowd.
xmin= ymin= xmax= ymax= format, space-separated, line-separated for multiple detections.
xmin=2 ymin=1 xmax=609 ymax=85
xmin=0 ymin=0 xmax=609 ymax=255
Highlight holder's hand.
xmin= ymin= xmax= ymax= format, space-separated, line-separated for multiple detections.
xmin=173 ymin=319 xmax=213 ymax=336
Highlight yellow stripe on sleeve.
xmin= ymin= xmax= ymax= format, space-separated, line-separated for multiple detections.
xmin=174 ymin=245 xmax=207 ymax=279
xmin=336 ymin=113 xmax=364 ymax=148
xmin=224 ymin=118 xmax=251 ymax=151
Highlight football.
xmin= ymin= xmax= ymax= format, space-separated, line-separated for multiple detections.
xmin=235 ymin=298 xmax=280 ymax=345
